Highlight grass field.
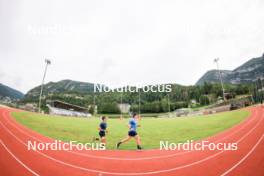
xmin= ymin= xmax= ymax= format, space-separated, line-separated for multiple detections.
xmin=11 ymin=110 xmax=250 ymax=150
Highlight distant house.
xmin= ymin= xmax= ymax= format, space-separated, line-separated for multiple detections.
xmin=18 ymin=103 xmax=38 ymax=112
xmin=0 ymin=96 xmax=12 ymax=104
xmin=190 ymin=99 xmax=197 ymax=104
xmin=118 ymin=103 xmax=131 ymax=113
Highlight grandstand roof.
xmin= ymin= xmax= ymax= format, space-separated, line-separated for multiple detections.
xmin=48 ymin=100 xmax=88 ymax=112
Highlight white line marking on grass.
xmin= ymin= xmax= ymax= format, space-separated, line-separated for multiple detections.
xmin=0 ymin=109 xmax=263 ymax=175
xmin=0 ymin=139 xmax=40 ymax=176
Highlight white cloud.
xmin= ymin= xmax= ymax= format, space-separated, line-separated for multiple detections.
xmin=0 ymin=0 xmax=264 ymax=93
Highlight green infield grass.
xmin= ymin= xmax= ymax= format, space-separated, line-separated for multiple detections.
xmin=11 ymin=109 xmax=250 ymax=150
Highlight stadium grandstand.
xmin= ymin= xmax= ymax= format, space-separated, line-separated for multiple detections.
xmin=46 ymin=100 xmax=91 ymax=117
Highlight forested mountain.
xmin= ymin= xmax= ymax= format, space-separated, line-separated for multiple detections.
xmin=23 ymin=80 xmax=251 ymax=114
xmin=0 ymin=83 xmax=24 ymax=100
xmin=24 ymin=79 xmax=98 ymax=100
xmin=196 ymin=54 xmax=264 ymax=85
xmin=22 ymin=54 xmax=264 ymax=114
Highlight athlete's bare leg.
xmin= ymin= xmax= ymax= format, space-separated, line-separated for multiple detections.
xmin=135 ymin=135 xmax=141 ymax=145
xmin=117 ymin=136 xmax=131 ymax=148
xmin=101 ymin=137 xmax=106 ymax=145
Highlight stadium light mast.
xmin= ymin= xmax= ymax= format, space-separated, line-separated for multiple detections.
xmin=138 ymin=88 xmax=141 ymax=116
xmin=214 ymin=58 xmax=226 ymax=101
xmin=120 ymin=89 xmax=123 ymax=118
xmin=38 ymin=59 xmax=51 ymax=113
xmin=167 ymin=94 xmax=170 ymax=112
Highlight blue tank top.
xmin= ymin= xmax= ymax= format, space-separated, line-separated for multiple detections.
xmin=129 ymin=118 xmax=137 ymax=131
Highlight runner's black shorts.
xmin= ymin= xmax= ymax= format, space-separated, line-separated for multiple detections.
xmin=99 ymin=131 xmax=106 ymax=138
xmin=128 ymin=130 xmax=137 ymax=137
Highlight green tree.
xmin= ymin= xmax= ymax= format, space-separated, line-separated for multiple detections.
xmin=199 ymin=95 xmax=210 ymax=105
xmin=98 ymin=102 xmax=120 ymax=114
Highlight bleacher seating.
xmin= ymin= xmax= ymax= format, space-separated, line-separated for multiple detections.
xmin=47 ymin=105 xmax=91 ymax=117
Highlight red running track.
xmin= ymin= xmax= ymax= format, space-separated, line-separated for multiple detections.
xmin=0 ymin=106 xmax=264 ymax=176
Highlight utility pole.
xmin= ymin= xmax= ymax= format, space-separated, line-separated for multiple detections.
xmin=38 ymin=59 xmax=51 ymax=113
xmin=214 ymin=58 xmax=226 ymax=101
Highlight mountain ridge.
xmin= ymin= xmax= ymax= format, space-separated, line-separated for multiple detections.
xmin=24 ymin=79 xmax=97 ymax=99
xmin=196 ymin=54 xmax=264 ymax=85
xmin=0 ymin=83 xmax=24 ymax=100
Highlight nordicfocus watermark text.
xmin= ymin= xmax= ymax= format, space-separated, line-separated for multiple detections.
xmin=94 ymin=84 xmax=172 ymax=93
xmin=160 ymin=140 xmax=238 ymax=151
xmin=27 ymin=140 xmax=105 ymax=151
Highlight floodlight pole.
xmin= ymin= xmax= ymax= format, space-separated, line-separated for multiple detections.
xmin=138 ymin=88 xmax=141 ymax=116
xmin=120 ymin=91 xmax=123 ymax=118
xmin=214 ymin=58 xmax=226 ymax=101
xmin=167 ymin=94 xmax=170 ymax=112
xmin=38 ymin=59 xmax=51 ymax=113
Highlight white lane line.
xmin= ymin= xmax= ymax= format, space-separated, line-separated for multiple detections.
xmin=0 ymin=139 xmax=40 ymax=176
xmin=2 ymin=109 xmax=257 ymax=161
xmin=0 ymin=109 xmax=262 ymax=175
xmin=221 ymin=132 xmax=264 ymax=175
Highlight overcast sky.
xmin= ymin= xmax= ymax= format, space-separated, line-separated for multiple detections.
xmin=1 ymin=0 xmax=264 ymax=93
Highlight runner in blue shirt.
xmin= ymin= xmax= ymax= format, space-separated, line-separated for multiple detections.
xmin=117 ymin=113 xmax=142 ymax=150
